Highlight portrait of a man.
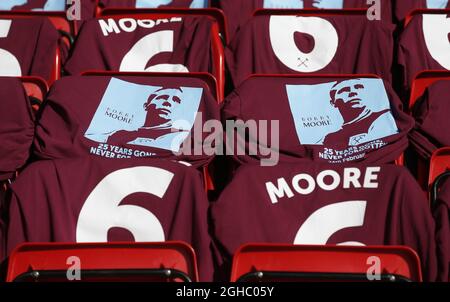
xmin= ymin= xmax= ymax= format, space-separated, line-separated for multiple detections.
xmin=322 ymin=79 xmax=394 ymax=146
xmin=108 ymin=87 xmax=190 ymax=148
xmin=286 ymin=78 xmax=399 ymax=147
xmin=84 ymin=78 xmax=202 ymax=153
xmin=426 ymin=0 xmax=449 ymax=8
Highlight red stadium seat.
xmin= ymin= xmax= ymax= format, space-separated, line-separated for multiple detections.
xmin=6 ymin=241 xmax=198 ymax=282
xmin=230 ymin=244 xmax=422 ymax=282
xmin=4 ymin=158 xmax=214 ymax=280
xmin=226 ymin=73 xmax=408 ymax=166
xmin=100 ymin=7 xmax=227 ymax=41
xmin=397 ymin=0 xmax=450 ymax=23
xmin=0 ymin=76 xmax=48 ymax=218
xmin=428 ymin=152 xmax=450 ymax=282
xmin=97 ymin=0 xmax=212 ymax=11
xmin=399 ymin=10 xmax=450 ymax=96
xmin=19 ymin=76 xmax=49 ymax=110
xmin=0 ymin=11 xmax=77 ymax=37
xmin=226 ymin=9 xmax=395 ymax=89
xmin=82 ymin=70 xmax=219 ymax=103
xmin=404 ymin=8 xmax=450 ymax=27
xmin=33 ymin=74 xmax=220 ymax=169
xmin=409 ymin=71 xmax=450 ymax=111
xmin=99 ymin=8 xmax=226 ymax=100
xmin=217 ymin=1 xmax=392 ymax=41
xmin=0 ymin=12 xmax=68 ymax=84
xmin=0 ymin=0 xmax=98 ymax=25
xmin=0 ymin=76 xmax=47 ymax=191
xmin=408 ymin=71 xmax=450 ymax=190
xmin=429 ymin=148 xmax=450 ymax=189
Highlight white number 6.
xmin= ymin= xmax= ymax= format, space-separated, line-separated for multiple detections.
xmin=76 ymin=166 xmax=173 ymax=242
xmin=422 ymin=14 xmax=450 ymax=70
xmin=120 ymin=30 xmax=189 ymax=72
xmin=294 ymin=200 xmax=367 ymax=246
xmin=0 ymin=20 xmax=21 ymax=76
xmin=269 ymin=15 xmax=338 ymax=73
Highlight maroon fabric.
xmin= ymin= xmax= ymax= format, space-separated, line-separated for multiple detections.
xmin=222 ymin=77 xmax=413 ymax=166
xmin=0 ymin=187 xmax=5 ymax=264
xmin=211 ymin=162 xmax=438 ymax=281
xmin=0 ymin=18 xmax=59 ymax=82
xmin=0 ymin=186 xmax=6 ymax=269
xmin=322 ymin=110 xmax=390 ymax=145
xmin=99 ymin=0 xmax=208 ymax=8
xmin=5 ymin=0 xmax=61 ymax=10
xmin=398 ymin=14 xmax=450 ymax=95
xmin=395 ymin=0 xmax=450 ymax=21
xmin=65 ymin=16 xmax=214 ymax=75
xmin=4 ymin=0 xmax=95 ymax=17
xmin=226 ymin=14 xmax=394 ymax=88
xmin=409 ymin=80 xmax=450 ymax=160
xmin=408 ymin=130 xmax=436 ymax=160
xmin=3 ymin=158 xmax=214 ymax=281
xmin=0 ymin=77 xmax=34 ymax=181
xmin=434 ymin=175 xmax=450 ymax=281
xmin=79 ymin=0 xmax=97 ymax=20
xmin=79 ymin=0 xmax=98 ymax=20
xmin=219 ymin=0 xmax=393 ymax=40
xmin=33 ymin=76 xmax=219 ymax=167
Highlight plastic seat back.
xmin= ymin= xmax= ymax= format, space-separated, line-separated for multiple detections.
xmin=231 ymin=244 xmax=422 ymax=282
xmin=7 ymin=241 xmax=199 ymax=282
